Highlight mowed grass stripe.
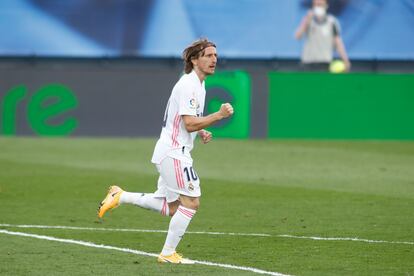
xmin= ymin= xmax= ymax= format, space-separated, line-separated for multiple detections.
xmin=2 ymin=138 xmax=414 ymax=198
xmin=0 ymin=229 xmax=290 ymax=276
xmin=1 ymin=223 xmax=414 ymax=245
xmin=1 ymin=137 xmax=414 ymax=275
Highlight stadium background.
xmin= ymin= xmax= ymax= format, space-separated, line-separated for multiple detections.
xmin=1 ymin=1 xmax=414 ymax=275
xmin=1 ymin=0 xmax=413 ymax=139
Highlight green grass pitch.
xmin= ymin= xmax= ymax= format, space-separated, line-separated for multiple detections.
xmin=0 ymin=137 xmax=413 ymax=275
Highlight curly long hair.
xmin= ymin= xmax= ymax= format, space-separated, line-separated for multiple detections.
xmin=182 ymin=38 xmax=216 ymax=74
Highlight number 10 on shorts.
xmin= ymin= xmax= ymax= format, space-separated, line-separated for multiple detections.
xmin=183 ymin=167 xmax=198 ymax=182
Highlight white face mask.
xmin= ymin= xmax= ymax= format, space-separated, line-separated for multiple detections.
xmin=313 ymin=6 xmax=327 ymax=17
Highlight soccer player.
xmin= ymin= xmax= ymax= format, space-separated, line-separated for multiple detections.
xmin=97 ymin=38 xmax=234 ymax=264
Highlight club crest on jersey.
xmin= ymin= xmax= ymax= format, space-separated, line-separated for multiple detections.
xmin=188 ymin=183 xmax=194 ymax=191
xmin=189 ymin=98 xmax=197 ymax=109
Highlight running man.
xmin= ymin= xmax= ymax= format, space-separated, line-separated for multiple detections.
xmin=98 ymin=38 xmax=234 ymax=264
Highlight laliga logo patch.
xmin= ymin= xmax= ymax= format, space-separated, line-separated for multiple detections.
xmin=189 ymin=98 xmax=197 ymax=109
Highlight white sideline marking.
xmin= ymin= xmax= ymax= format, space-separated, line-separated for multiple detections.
xmin=0 ymin=223 xmax=413 ymax=245
xmin=0 ymin=223 xmax=270 ymax=237
xmin=278 ymin=234 xmax=414 ymax=245
xmin=0 ymin=229 xmax=289 ymax=276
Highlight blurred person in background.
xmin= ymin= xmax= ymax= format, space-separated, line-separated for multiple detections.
xmin=98 ymin=38 xmax=234 ymax=264
xmin=295 ymin=0 xmax=351 ymax=72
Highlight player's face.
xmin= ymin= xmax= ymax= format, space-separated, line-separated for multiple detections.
xmin=195 ymin=46 xmax=217 ymax=76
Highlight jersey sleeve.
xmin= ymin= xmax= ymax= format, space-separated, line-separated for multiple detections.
xmin=177 ymin=83 xmax=198 ymax=116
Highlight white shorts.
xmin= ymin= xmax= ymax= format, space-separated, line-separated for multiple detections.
xmin=154 ymin=157 xmax=201 ymax=203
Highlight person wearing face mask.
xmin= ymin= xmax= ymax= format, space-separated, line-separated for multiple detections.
xmin=295 ymin=0 xmax=351 ymax=72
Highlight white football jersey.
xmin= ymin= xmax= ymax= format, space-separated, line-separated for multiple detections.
xmin=151 ymin=71 xmax=206 ymax=164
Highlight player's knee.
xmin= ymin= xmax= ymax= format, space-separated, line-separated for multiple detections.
xmin=180 ymin=196 xmax=200 ymax=210
xmin=188 ymin=199 xmax=200 ymax=210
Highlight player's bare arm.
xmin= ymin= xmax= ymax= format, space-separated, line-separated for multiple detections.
xmin=182 ymin=103 xmax=234 ymax=133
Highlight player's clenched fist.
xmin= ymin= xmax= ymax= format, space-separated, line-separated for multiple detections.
xmin=198 ymin=129 xmax=212 ymax=144
xmin=218 ymin=103 xmax=234 ymax=118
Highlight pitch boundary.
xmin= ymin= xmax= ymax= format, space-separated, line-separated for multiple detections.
xmin=0 ymin=223 xmax=413 ymax=245
xmin=0 ymin=229 xmax=290 ymax=276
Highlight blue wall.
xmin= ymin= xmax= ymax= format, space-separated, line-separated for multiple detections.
xmin=0 ymin=0 xmax=413 ymax=60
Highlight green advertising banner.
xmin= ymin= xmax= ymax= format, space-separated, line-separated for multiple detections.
xmin=1 ymin=84 xmax=78 ymax=136
xmin=205 ymin=71 xmax=251 ymax=138
xmin=0 ymin=70 xmax=251 ymax=138
xmin=268 ymin=73 xmax=414 ymax=139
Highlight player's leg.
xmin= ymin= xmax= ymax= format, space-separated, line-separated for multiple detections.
xmin=97 ymin=185 xmax=124 ymax=218
xmin=98 ymin=186 xmax=181 ymax=219
xmin=118 ymin=175 xmax=172 ymax=216
xmin=120 ymin=188 xmax=181 ymax=216
xmin=158 ymin=157 xmax=200 ymax=263
xmin=98 ymin=160 xmax=188 ymax=219
xmin=119 ymin=192 xmax=170 ymax=216
xmin=179 ymin=195 xmax=200 ymax=210
xmin=167 ymin=200 xmax=180 ymax=216
xmin=159 ymin=195 xmax=198 ymax=257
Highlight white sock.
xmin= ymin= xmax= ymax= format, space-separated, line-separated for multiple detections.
xmin=161 ymin=206 xmax=196 ymax=256
xmin=120 ymin=192 xmax=169 ymax=216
